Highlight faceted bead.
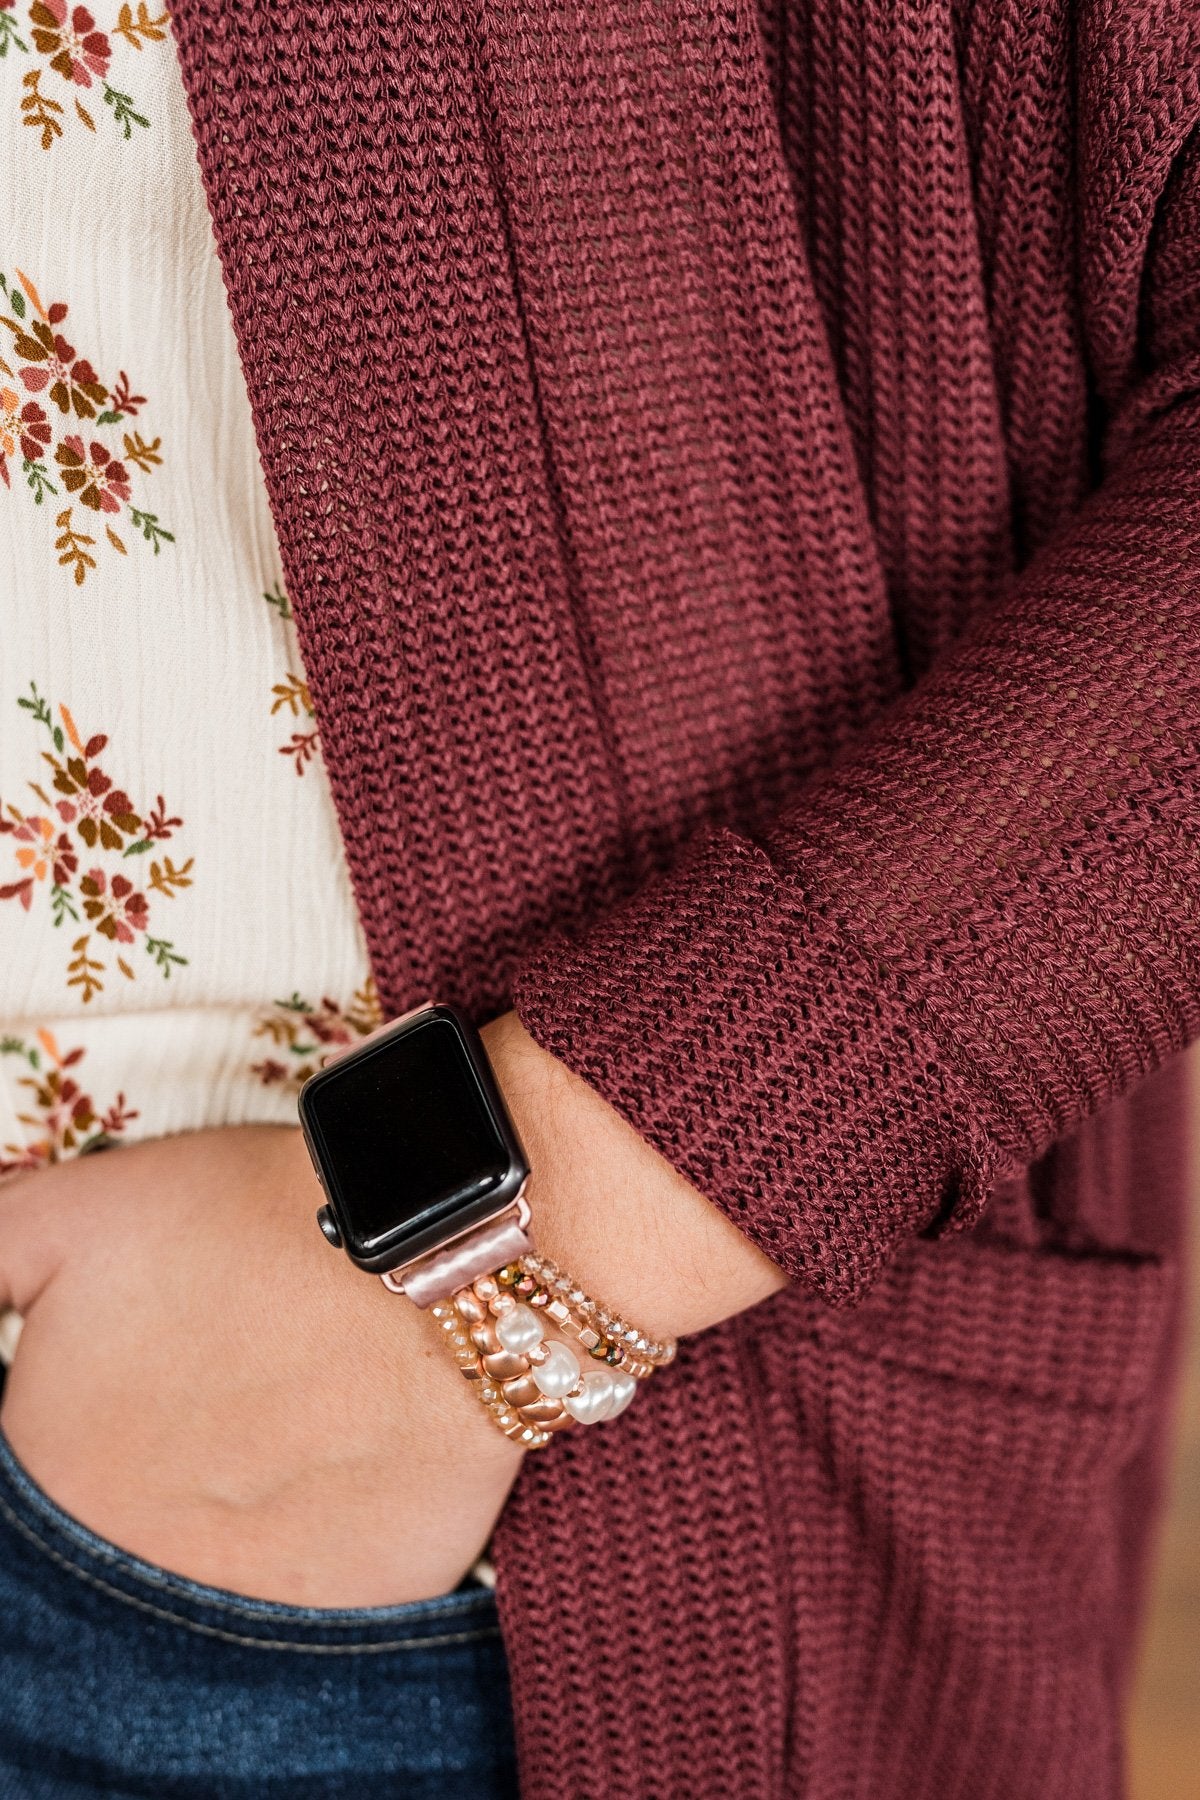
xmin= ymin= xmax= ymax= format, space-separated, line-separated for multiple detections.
xmin=531 ymin=1341 xmax=581 ymax=1399
xmin=495 ymin=1303 xmax=545 ymax=1355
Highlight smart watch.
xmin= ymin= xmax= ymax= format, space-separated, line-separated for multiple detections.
xmin=297 ymin=1002 xmax=534 ymax=1307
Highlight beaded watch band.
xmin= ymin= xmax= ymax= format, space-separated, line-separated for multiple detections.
xmin=431 ymin=1257 xmax=675 ymax=1448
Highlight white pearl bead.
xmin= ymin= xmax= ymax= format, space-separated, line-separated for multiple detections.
xmin=494 ymin=1303 xmax=544 ymax=1355
xmin=564 ymin=1369 xmax=617 ymax=1424
xmin=607 ymin=1370 xmax=637 ymax=1417
xmin=530 ymin=1340 xmax=580 ymax=1399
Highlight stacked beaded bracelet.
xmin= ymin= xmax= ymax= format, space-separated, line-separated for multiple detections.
xmin=430 ymin=1254 xmax=676 ymax=1448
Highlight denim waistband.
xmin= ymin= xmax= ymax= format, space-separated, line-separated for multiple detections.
xmin=0 ymin=1423 xmax=501 ymax=1654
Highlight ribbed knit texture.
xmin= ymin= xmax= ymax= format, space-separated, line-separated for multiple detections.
xmin=169 ymin=3 xmax=1200 ymax=1793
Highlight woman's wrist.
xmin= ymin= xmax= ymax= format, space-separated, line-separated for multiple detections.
xmin=481 ymin=1012 xmax=787 ymax=1343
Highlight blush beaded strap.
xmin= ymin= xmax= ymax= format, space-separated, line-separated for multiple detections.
xmin=430 ymin=1256 xmax=676 ymax=1448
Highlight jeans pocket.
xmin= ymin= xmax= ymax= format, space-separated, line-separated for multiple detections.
xmin=0 ymin=1422 xmax=517 ymax=1799
xmin=0 ymin=1422 xmax=498 ymax=1650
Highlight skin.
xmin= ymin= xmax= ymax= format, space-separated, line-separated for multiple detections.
xmin=0 ymin=1012 xmax=784 ymax=1607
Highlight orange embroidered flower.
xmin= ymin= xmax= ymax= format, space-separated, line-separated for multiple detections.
xmin=5 ymin=313 xmax=107 ymax=418
xmin=12 ymin=815 xmax=54 ymax=883
xmin=0 ymin=390 xmax=51 ymax=485
xmin=1 ymin=1033 xmax=138 ymax=1174
xmin=250 ymin=983 xmax=384 ymax=1091
xmin=55 ymin=435 xmax=132 ymax=513
xmin=29 ymin=0 xmax=111 ymax=86
xmin=0 ymin=814 xmax=73 ymax=907
xmin=79 ymin=868 xmax=149 ymax=943
xmin=3 ymin=685 xmax=189 ymax=998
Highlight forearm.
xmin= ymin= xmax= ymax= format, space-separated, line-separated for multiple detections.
xmin=482 ymin=1011 xmax=787 ymax=1343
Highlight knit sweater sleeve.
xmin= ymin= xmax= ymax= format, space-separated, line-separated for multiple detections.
xmin=513 ymin=120 xmax=1200 ymax=1306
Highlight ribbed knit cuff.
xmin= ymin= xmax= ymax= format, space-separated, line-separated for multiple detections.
xmin=513 ymin=828 xmax=1000 ymax=1305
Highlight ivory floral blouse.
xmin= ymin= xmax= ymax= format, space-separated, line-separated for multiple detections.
xmin=0 ymin=5 xmax=376 ymax=1178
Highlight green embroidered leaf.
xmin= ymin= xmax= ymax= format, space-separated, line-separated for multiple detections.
xmin=95 ymin=409 xmax=123 ymax=425
xmin=128 ymin=508 xmax=175 ymax=553
xmin=121 ymin=838 xmax=152 ymax=857
xmin=50 ymin=883 xmax=79 ymax=928
xmin=0 ymin=12 xmax=31 ymax=56
xmin=22 ymin=458 xmax=58 ymax=505
xmin=102 ymin=84 xmax=150 ymax=140
xmin=145 ymin=936 xmax=187 ymax=977
xmin=9 ymin=288 xmax=24 ymax=319
xmin=263 ymin=582 xmax=292 ymax=619
xmin=18 ymin=682 xmax=53 ymax=733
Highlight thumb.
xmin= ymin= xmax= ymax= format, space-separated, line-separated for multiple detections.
xmin=0 ymin=1162 xmax=76 ymax=1315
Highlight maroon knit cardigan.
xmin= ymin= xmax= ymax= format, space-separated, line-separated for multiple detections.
xmin=171 ymin=3 xmax=1199 ymax=1794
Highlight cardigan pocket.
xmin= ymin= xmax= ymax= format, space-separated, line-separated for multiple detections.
xmin=765 ymin=1232 xmax=1174 ymax=1799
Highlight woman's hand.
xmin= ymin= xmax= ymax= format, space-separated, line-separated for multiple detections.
xmin=0 ymin=1122 xmax=524 ymax=1608
xmin=0 ymin=1013 xmax=784 ymax=1610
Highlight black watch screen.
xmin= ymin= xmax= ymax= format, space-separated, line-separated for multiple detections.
xmin=297 ymin=1004 xmax=529 ymax=1273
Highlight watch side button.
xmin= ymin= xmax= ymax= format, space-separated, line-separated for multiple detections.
xmin=316 ymin=1205 xmax=342 ymax=1249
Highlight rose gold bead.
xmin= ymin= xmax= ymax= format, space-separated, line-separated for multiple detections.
xmin=489 ymin=1292 xmax=517 ymax=1316
xmin=501 ymin=1373 xmax=542 ymax=1408
xmin=453 ymin=1291 xmax=486 ymax=1323
xmin=474 ymin=1275 xmax=500 ymax=1302
xmin=481 ymin=1349 xmax=528 ymax=1380
xmin=470 ymin=1321 xmax=500 ymax=1354
xmin=521 ymin=1396 xmax=571 ymax=1425
xmin=526 ymin=1342 xmax=549 ymax=1365
xmin=545 ymin=1298 xmax=570 ymax=1325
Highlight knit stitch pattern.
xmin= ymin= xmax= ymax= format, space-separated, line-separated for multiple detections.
xmin=170 ymin=1 xmax=1200 ymax=1793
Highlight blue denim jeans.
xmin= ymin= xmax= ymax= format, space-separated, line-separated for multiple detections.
xmin=0 ymin=1421 xmax=519 ymax=1798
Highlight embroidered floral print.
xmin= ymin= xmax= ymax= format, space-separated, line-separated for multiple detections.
xmin=0 ymin=1027 xmax=136 ymax=1172
xmin=3 ymin=1 xmax=165 ymax=149
xmin=264 ymin=582 xmax=322 ymax=773
xmin=251 ymin=980 xmax=383 ymax=1092
xmin=0 ymin=268 xmax=173 ymax=580
xmin=0 ymin=682 xmax=190 ymax=1000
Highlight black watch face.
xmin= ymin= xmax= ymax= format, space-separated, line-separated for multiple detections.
xmin=297 ymin=1007 xmax=526 ymax=1268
